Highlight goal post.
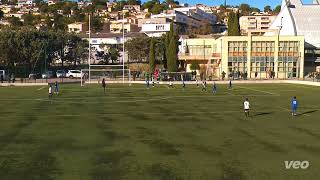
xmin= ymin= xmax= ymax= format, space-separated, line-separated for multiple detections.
xmin=81 ymin=68 xmax=131 ymax=86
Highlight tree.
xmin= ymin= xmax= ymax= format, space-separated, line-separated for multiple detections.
xmin=227 ymin=11 xmax=240 ymax=36
xmin=53 ymin=14 xmax=67 ymax=31
xmin=92 ymin=16 xmax=103 ymax=33
xmin=44 ymin=16 xmax=53 ymax=29
xmin=39 ymin=2 xmax=49 ymax=14
xmin=125 ymin=35 xmax=150 ymax=62
xmin=264 ymin=5 xmax=272 ymax=12
xmin=128 ymin=0 xmax=141 ymax=5
xmin=250 ymin=7 xmax=260 ymax=13
xmin=124 ymin=12 xmax=130 ymax=18
xmin=151 ymin=3 xmax=164 ymax=14
xmin=8 ymin=17 xmax=23 ymax=27
xmin=0 ymin=10 xmax=4 ymax=20
xmin=273 ymin=5 xmax=281 ymax=14
xmin=234 ymin=12 xmax=240 ymax=35
xmin=190 ymin=62 xmax=200 ymax=71
xmin=109 ymin=48 xmax=120 ymax=64
xmin=166 ymin=22 xmax=178 ymax=72
xmin=0 ymin=28 xmax=89 ymax=75
xmin=22 ymin=13 xmax=35 ymax=26
xmin=167 ymin=37 xmax=177 ymax=72
xmin=149 ymin=38 xmax=156 ymax=72
xmin=65 ymin=34 xmax=88 ymax=65
xmin=239 ymin=3 xmax=250 ymax=15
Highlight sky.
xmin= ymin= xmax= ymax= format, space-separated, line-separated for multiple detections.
xmin=174 ymin=0 xmax=314 ymax=10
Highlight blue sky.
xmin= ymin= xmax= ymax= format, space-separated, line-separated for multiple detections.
xmin=174 ymin=0 xmax=314 ymax=10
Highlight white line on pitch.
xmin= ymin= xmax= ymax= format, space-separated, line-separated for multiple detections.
xmin=236 ymin=86 xmax=278 ymax=95
xmin=37 ymin=86 xmax=46 ymax=91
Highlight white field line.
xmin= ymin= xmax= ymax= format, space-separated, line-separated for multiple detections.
xmin=235 ymin=86 xmax=279 ymax=96
xmin=18 ymin=109 xmax=318 ymax=117
xmin=283 ymin=83 xmax=320 ymax=90
xmin=0 ymin=94 xmax=280 ymax=102
xmin=37 ymin=86 xmax=46 ymax=91
xmin=115 ymin=97 xmax=171 ymax=103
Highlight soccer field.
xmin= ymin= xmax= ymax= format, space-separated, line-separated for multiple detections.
xmin=0 ymin=83 xmax=320 ymax=180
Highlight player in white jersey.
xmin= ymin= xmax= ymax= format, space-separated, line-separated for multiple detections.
xmin=48 ymin=84 xmax=53 ymax=99
xmin=243 ymin=98 xmax=250 ymax=117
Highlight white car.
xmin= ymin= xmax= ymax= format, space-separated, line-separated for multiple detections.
xmin=0 ymin=70 xmax=7 ymax=80
xmin=66 ymin=70 xmax=83 ymax=78
xmin=56 ymin=70 xmax=66 ymax=78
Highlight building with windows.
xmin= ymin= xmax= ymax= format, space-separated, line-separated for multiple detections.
xmin=138 ymin=18 xmax=173 ymax=37
xmin=68 ymin=22 xmax=87 ymax=34
xmin=141 ymin=23 xmax=171 ymax=37
xmin=265 ymin=0 xmax=320 ymax=73
xmin=17 ymin=0 xmax=33 ymax=7
xmin=174 ymin=6 xmax=217 ymax=25
xmin=179 ymin=35 xmax=305 ymax=79
xmin=123 ymin=5 xmax=141 ymax=12
xmin=239 ymin=15 xmax=276 ymax=35
xmin=110 ymin=22 xmax=140 ymax=33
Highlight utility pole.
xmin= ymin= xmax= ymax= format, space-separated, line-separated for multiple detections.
xmin=122 ymin=13 xmax=125 ymax=83
xmin=88 ymin=14 xmax=91 ymax=83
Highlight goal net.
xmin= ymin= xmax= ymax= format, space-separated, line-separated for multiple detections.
xmin=81 ymin=66 xmax=131 ymax=86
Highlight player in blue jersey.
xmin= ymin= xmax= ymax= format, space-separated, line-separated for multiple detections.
xmin=291 ymin=96 xmax=298 ymax=116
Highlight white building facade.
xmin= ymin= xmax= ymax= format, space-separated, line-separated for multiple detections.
xmin=265 ymin=0 xmax=320 ymax=73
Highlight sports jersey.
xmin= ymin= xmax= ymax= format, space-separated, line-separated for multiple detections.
xmin=292 ymin=99 xmax=298 ymax=109
xmin=244 ymin=101 xmax=250 ymax=110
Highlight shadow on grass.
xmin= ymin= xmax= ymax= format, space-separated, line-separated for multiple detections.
xmin=297 ymin=110 xmax=318 ymax=116
xmin=253 ymin=112 xmax=273 ymax=117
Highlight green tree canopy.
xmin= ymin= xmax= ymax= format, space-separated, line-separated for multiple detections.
xmin=125 ymin=35 xmax=150 ymax=62
xmin=273 ymin=5 xmax=281 ymax=14
xmin=91 ymin=16 xmax=104 ymax=33
xmin=264 ymin=5 xmax=272 ymax=12
xmin=227 ymin=11 xmax=240 ymax=36
xmin=239 ymin=3 xmax=250 ymax=15
xmin=8 ymin=17 xmax=23 ymax=27
xmin=149 ymin=38 xmax=156 ymax=72
xmin=22 ymin=13 xmax=35 ymax=26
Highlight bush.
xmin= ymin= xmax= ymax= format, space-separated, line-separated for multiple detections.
xmin=189 ymin=62 xmax=200 ymax=71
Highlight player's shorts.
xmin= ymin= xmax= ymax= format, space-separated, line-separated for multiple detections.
xmin=244 ymin=109 xmax=249 ymax=112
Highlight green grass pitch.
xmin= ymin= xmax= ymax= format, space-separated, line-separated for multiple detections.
xmin=0 ymin=83 xmax=320 ymax=180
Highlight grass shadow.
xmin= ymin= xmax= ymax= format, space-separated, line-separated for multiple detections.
xmin=253 ymin=112 xmax=273 ymax=117
xmin=297 ymin=110 xmax=318 ymax=116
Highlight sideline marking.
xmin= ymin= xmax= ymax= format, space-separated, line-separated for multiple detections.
xmin=236 ymin=86 xmax=278 ymax=96
xmin=37 ymin=86 xmax=46 ymax=91
xmin=0 ymin=94 xmax=280 ymax=102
